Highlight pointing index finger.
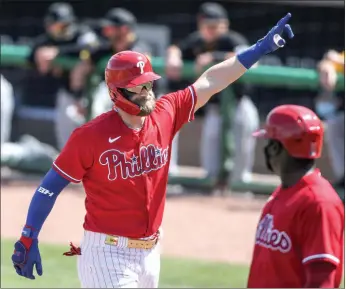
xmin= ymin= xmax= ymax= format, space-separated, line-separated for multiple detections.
xmin=277 ymin=13 xmax=292 ymax=27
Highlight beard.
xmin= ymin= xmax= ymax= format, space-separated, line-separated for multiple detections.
xmin=130 ymin=90 xmax=156 ymax=116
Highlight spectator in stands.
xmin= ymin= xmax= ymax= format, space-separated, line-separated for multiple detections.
xmin=70 ymin=8 xmax=152 ymax=118
xmin=28 ymin=2 xmax=100 ymax=150
xmin=166 ymin=2 xmax=259 ymax=194
xmin=1 ymin=75 xmax=15 ymax=144
xmin=318 ymin=50 xmax=345 ymax=187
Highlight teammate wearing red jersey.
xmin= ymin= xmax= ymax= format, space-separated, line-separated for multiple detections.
xmin=12 ymin=14 xmax=294 ymax=288
xmin=247 ymin=105 xmax=344 ymax=288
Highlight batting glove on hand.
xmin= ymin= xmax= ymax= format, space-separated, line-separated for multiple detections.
xmin=12 ymin=227 xmax=43 ymax=280
xmin=257 ymin=13 xmax=294 ymax=54
xmin=237 ymin=13 xmax=294 ymax=69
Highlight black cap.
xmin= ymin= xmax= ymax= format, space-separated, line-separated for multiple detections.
xmin=44 ymin=2 xmax=76 ymax=25
xmin=101 ymin=8 xmax=137 ymax=28
xmin=198 ymin=2 xmax=228 ymax=21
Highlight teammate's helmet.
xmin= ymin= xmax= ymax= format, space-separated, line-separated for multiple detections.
xmin=105 ymin=51 xmax=161 ymax=115
xmin=44 ymin=2 xmax=76 ymax=26
xmin=253 ymin=105 xmax=324 ymax=159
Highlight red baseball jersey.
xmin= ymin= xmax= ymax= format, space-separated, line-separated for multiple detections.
xmin=52 ymin=86 xmax=196 ymax=238
xmin=247 ymin=169 xmax=344 ymax=288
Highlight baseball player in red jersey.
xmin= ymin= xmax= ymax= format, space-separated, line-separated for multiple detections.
xmin=11 ymin=14 xmax=294 ymax=288
xmin=247 ymin=105 xmax=344 ymax=288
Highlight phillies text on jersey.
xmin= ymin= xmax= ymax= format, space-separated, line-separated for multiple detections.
xmin=99 ymin=144 xmax=170 ymax=180
xmin=53 ymin=86 xmax=196 ymax=238
xmin=255 ymin=213 xmax=292 ymax=253
xmin=247 ymin=169 xmax=344 ymax=288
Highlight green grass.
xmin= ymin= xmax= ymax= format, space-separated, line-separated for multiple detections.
xmin=1 ymin=239 xmax=248 ymax=288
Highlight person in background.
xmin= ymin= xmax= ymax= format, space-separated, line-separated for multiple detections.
xmin=28 ymin=2 xmax=100 ymax=150
xmin=317 ymin=50 xmax=345 ymax=187
xmin=1 ymin=75 xmax=15 ymax=144
xmin=166 ymin=2 xmax=259 ymax=193
xmin=70 ymin=8 xmax=152 ymax=119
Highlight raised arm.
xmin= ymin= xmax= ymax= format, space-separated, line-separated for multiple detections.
xmin=193 ymin=13 xmax=294 ymax=111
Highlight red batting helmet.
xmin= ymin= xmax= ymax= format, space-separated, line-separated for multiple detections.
xmin=105 ymin=50 xmax=161 ymax=115
xmin=253 ymin=105 xmax=324 ymax=159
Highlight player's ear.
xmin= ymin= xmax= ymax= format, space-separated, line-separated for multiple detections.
xmin=271 ymin=140 xmax=283 ymax=156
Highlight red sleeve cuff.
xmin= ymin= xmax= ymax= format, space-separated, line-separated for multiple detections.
xmin=52 ymin=162 xmax=82 ymax=183
xmin=303 ymin=254 xmax=340 ymax=266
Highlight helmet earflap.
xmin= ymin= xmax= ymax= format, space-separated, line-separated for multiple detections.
xmin=108 ymin=89 xmax=141 ymax=116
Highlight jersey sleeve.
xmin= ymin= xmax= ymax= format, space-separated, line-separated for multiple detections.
xmin=298 ymin=201 xmax=344 ymax=266
xmin=52 ymin=128 xmax=94 ymax=183
xmin=158 ymin=85 xmax=197 ymax=135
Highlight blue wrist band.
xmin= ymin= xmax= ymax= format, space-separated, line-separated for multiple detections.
xmin=236 ymin=44 xmax=262 ymax=69
xmin=21 ymin=227 xmax=39 ymax=239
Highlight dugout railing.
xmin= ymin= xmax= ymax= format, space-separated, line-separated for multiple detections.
xmin=1 ymin=44 xmax=345 ymax=197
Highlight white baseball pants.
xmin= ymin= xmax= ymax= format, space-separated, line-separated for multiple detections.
xmin=77 ymin=231 xmax=161 ymax=288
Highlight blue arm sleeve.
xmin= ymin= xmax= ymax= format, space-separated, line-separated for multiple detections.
xmin=24 ymin=168 xmax=70 ymax=237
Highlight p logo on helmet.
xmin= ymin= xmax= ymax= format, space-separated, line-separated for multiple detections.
xmin=137 ymin=61 xmax=145 ymax=74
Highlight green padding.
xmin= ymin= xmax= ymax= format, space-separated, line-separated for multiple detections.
xmin=168 ymin=176 xmax=345 ymax=201
xmin=1 ymin=44 xmax=344 ymax=91
xmin=168 ymin=175 xmax=215 ymax=189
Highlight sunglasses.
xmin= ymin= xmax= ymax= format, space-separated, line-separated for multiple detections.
xmin=125 ymin=82 xmax=153 ymax=94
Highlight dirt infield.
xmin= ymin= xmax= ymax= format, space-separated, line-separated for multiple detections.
xmin=1 ymin=183 xmax=265 ymax=265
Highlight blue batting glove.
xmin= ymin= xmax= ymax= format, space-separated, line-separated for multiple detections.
xmin=11 ymin=227 xmax=43 ymax=280
xmin=237 ymin=13 xmax=294 ymax=69
xmin=257 ymin=13 xmax=294 ymax=54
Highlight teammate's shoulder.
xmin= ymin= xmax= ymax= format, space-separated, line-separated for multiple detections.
xmin=301 ymin=175 xmax=342 ymax=206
